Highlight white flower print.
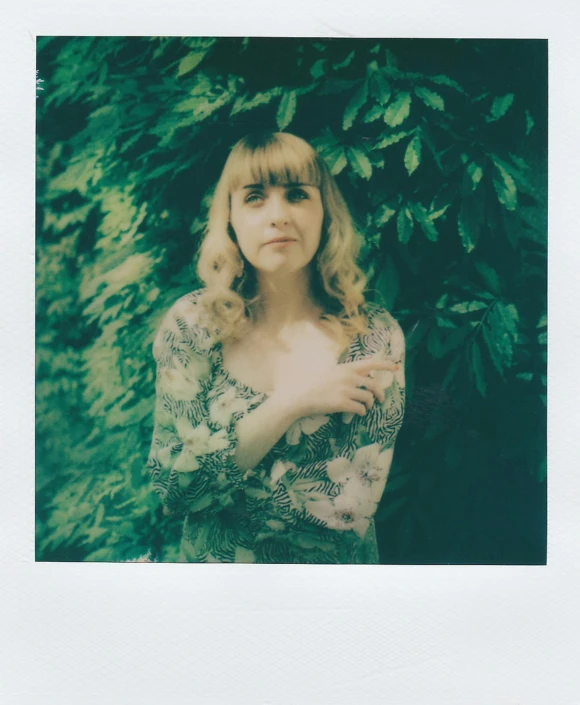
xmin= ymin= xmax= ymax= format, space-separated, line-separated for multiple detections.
xmin=265 ymin=519 xmax=285 ymax=531
xmin=304 ymin=493 xmax=375 ymax=538
xmin=388 ymin=327 xmax=405 ymax=364
xmin=372 ymin=366 xmax=405 ymax=399
xmin=326 ymin=444 xmax=394 ymax=505
xmin=173 ymin=420 xmax=231 ymax=472
xmin=158 ymin=352 xmax=210 ymax=400
xmin=209 ymin=386 xmax=250 ymax=428
xmin=270 ymin=460 xmax=296 ymax=485
xmin=285 ymin=415 xmax=329 ymax=446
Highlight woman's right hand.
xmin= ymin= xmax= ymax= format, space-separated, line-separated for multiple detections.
xmin=273 ymin=357 xmax=401 ymax=420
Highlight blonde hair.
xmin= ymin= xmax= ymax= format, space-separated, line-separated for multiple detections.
xmin=197 ymin=131 xmax=368 ymax=347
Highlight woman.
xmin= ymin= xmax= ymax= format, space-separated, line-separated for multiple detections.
xmin=147 ymin=131 xmax=405 ymax=563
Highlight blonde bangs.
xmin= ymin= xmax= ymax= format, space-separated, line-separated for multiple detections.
xmin=224 ymin=133 xmax=322 ymax=193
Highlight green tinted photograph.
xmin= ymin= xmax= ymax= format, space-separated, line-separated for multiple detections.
xmin=35 ymin=37 xmax=547 ymax=564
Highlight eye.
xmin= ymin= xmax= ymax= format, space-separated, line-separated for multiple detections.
xmin=244 ymin=191 xmax=264 ymax=204
xmin=287 ymin=188 xmax=309 ymax=202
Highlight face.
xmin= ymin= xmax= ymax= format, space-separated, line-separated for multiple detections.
xmin=229 ymin=181 xmax=324 ymax=276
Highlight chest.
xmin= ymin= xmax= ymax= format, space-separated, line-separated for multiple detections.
xmin=221 ymin=322 xmax=345 ymax=394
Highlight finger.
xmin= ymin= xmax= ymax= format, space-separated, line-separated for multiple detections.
xmin=351 ymin=357 xmax=400 ymax=372
xmin=345 ymin=400 xmax=368 ymax=417
xmin=358 ymin=378 xmax=385 ymax=404
xmin=350 ymin=388 xmax=375 ymax=410
xmin=354 ymin=373 xmax=387 ymax=398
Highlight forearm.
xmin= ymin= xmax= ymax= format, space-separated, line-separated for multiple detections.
xmin=234 ymin=393 xmax=301 ymax=471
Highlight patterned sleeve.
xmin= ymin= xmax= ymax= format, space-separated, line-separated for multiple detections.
xmin=147 ymin=294 xmax=248 ymax=519
xmin=270 ymin=307 xmax=406 ymax=539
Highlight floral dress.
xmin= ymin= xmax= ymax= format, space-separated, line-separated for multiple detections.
xmin=147 ymin=289 xmax=405 ymax=564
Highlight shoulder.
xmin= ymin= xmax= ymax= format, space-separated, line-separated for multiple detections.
xmin=163 ymin=288 xmax=208 ymax=328
xmin=360 ymin=302 xmax=405 ymax=360
xmin=154 ymin=288 xmax=218 ymax=357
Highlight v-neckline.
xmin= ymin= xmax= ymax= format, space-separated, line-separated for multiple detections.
xmin=214 ymin=330 xmax=360 ymax=400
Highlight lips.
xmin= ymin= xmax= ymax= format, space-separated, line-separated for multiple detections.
xmin=266 ymin=237 xmax=296 ymax=245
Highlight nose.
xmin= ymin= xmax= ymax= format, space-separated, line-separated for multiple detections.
xmin=267 ymin=193 xmax=290 ymax=226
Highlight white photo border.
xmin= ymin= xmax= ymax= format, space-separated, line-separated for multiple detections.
xmin=2 ymin=0 xmax=579 ymax=703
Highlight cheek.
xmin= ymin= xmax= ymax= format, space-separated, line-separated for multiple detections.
xmin=308 ymin=209 xmax=324 ymax=252
xmin=230 ymin=211 xmax=254 ymax=249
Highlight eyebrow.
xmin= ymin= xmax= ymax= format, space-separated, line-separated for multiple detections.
xmin=241 ymin=182 xmax=310 ymax=190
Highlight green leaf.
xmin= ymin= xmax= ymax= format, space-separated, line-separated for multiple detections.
xmin=458 ymin=214 xmax=476 ymax=253
xmin=363 ymin=105 xmax=386 ymax=123
xmin=525 ymin=109 xmax=535 ymax=136
xmin=410 ymin=202 xmax=438 ymax=241
xmin=323 ymin=145 xmax=348 ymax=176
xmin=431 ymin=181 xmax=459 ymax=215
xmin=333 ymin=50 xmax=356 ymax=70
xmin=176 ymin=52 xmax=207 ymax=77
xmin=370 ymin=69 xmax=392 ymax=105
xmin=488 ymin=93 xmax=515 ymax=121
xmin=487 ymin=302 xmax=518 ymax=368
xmin=347 ymin=147 xmax=372 ymax=180
xmin=375 ymin=255 xmax=399 ymax=309
xmin=429 ymin=203 xmax=450 ymax=220
xmin=310 ymin=59 xmax=326 ymax=79
xmin=230 ymin=89 xmax=278 ymax=116
xmin=384 ymin=49 xmax=399 ymax=69
xmin=475 ymin=261 xmax=501 ymax=295
xmin=471 ymin=343 xmax=487 ymax=396
xmin=449 ymin=301 xmax=487 ymax=313
xmin=440 ymin=354 xmax=461 ymax=389
xmin=404 ymin=134 xmax=422 ymax=175
xmin=374 ymin=203 xmax=397 ymax=227
xmin=496 ymin=301 xmax=519 ymax=337
xmin=397 ymin=207 xmax=414 ymax=244
xmin=465 ymin=161 xmax=484 ymax=191
xmin=436 ymin=316 xmax=457 ymax=329
xmin=311 ymin=128 xmax=338 ymax=152
xmin=375 ymin=131 xmax=410 ymax=149
xmin=429 ymin=74 xmax=465 ymax=93
xmin=493 ymin=162 xmax=518 ymax=210
xmin=384 ymin=92 xmax=411 ymax=127
xmin=458 ymin=194 xmax=484 ymax=253
xmin=426 ymin=327 xmax=444 ymax=359
xmin=537 ymin=314 xmax=547 ymax=328
xmin=343 ymin=82 xmax=369 ymax=130
xmin=276 ymin=90 xmax=297 ymax=130
xmin=482 ymin=323 xmax=504 ymax=377
xmin=414 ymin=86 xmax=445 ymax=111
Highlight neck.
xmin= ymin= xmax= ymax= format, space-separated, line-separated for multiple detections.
xmin=254 ymin=268 xmax=320 ymax=331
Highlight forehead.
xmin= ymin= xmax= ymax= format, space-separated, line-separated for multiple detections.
xmin=226 ymin=142 xmax=322 ymax=193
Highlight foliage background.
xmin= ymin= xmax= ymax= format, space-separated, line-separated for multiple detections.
xmin=35 ymin=37 xmax=547 ymax=564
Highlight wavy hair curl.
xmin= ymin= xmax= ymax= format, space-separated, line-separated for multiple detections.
xmin=197 ymin=131 xmax=369 ymax=347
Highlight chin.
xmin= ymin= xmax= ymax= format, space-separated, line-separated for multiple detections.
xmin=258 ymin=259 xmax=305 ymax=274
